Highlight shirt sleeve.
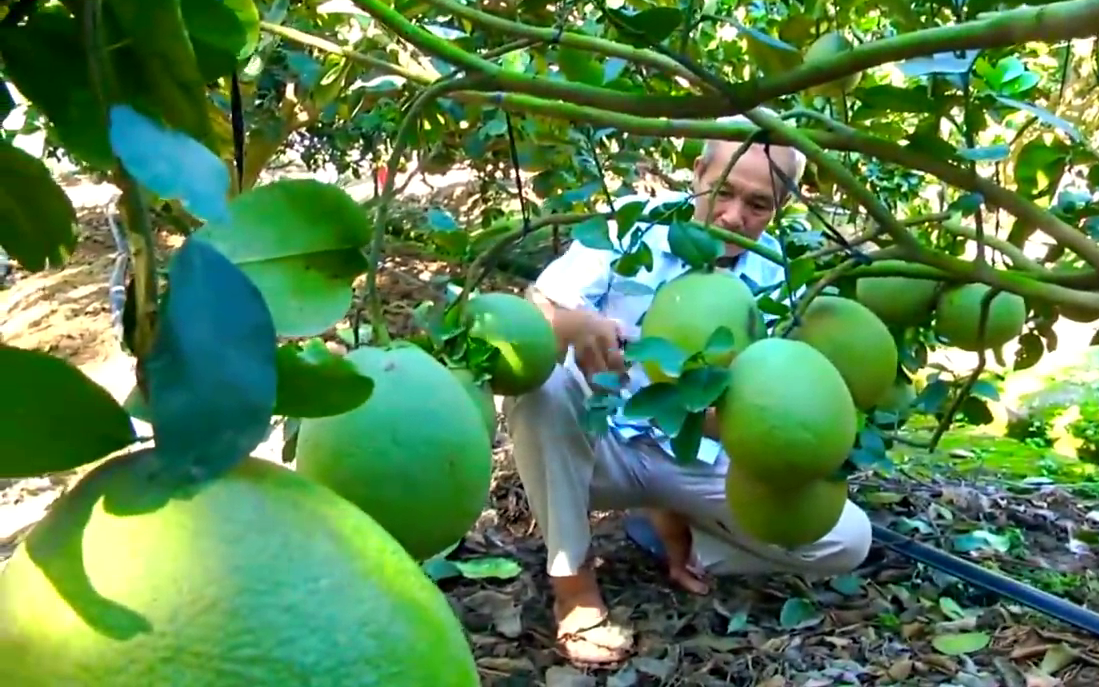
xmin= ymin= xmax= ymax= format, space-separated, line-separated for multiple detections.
xmin=532 ymin=240 xmax=614 ymax=311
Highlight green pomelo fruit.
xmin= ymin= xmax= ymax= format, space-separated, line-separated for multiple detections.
xmin=466 ymin=292 xmax=558 ymax=397
xmin=725 ymin=463 xmax=849 ymax=548
xmin=0 ymin=449 xmax=479 ymax=686
xmin=786 ymin=295 xmax=899 ymax=410
xmin=717 ymin=338 xmax=857 ymax=485
xmin=933 ymin=283 xmax=1027 ymax=351
xmin=804 ymin=32 xmax=860 ymax=96
xmin=451 ymin=367 xmax=497 ymax=438
xmin=295 ymin=344 xmax=493 ymax=560
xmin=855 ymin=267 xmax=941 ymax=328
xmin=640 ymin=271 xmax=766 ymax=384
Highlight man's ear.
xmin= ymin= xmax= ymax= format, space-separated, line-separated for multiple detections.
xmin=692 ymin=155 xmax=708 ymax=190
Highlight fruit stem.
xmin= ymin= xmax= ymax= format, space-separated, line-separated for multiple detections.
xmin=363 ymin=76 xmax=482 ymax=347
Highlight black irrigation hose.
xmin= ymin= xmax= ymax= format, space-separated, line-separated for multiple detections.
xmin=872 ymin=523 xmax=1099 ymax=637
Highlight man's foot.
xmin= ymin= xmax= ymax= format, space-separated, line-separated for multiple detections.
xmin=551 ymin=569 xmax=634 ymax=667
xmin=626 ymin=511 xmax=712 ymax=595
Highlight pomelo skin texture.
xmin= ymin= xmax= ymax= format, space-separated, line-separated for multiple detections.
xmin=295 ymin=344 xmax=493 ymax=561
xmin=640 ymin=271 xmax=766 ymax=384
xmin=725 ymin=463 xmax=849 ymax=548
xmin=786 ymin=295 xmax=899 ymax=410
xmin=0 ymin=449 xmax=480 ymax=686
xmin=717 ymin=338 xmax=858 ymax=486
xmin=933 ymin=283 xmax=1027 ymax=351
xmin=466 ymin=292 xmax=558 ymax=396
xmin=451 ymin=366 xmax=498 ymax=438
xmin=855 ymin=268 xmax=940 ymax=328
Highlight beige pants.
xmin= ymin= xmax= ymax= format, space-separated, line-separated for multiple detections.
xmin=502 ymin=359 xmax=873 ymax=579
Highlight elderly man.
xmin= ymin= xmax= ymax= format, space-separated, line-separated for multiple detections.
xmin=501 ymin=112 xmax=873 ymax=667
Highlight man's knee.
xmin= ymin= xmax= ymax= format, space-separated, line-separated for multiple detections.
xmin=813 ymin=503 xmax=873 ymax=576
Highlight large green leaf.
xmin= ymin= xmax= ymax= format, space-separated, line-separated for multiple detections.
xmin=0 ymin=344 xmax=137 ymax=478
xmin=0 ymin=141 xmax=78 ymax=272
xmin=183 ymin=0 xmax=262 ymax=81
xmin=145 ymin=235 xmax=278 ymax=484
xmin=103 ymin=0 xmax=213 ymax=146
xmin=0 ymin=8 xmax=113 ymax=169
xmin=194 ymin=179 xmax=372 ymax=337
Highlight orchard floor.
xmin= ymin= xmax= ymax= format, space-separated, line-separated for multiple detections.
xmin=3 ymin=185 xmax=1099 ymax=686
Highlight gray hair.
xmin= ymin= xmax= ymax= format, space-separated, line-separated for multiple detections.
xmin=698 ymin=108 xmax=808 ymax=187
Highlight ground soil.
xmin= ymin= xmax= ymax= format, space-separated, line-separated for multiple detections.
xmin=3 ymin=175 xmax=1099 ymax=686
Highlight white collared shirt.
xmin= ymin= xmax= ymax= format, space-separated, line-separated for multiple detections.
xmin=533 ymin=190 xmax=796 ymax=464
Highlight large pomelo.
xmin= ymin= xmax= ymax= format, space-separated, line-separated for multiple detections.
xmin=0 ymin=449 xmax=479 ymax=686
xmin=451 ymin=367 xmax=497 ymax=438
xmin=786 ymin=295 xmax=899 ymax=410
xmin=855 ymin=266 xmax=940 ymax=328
xmin=933 ymin=283 xmax=1027 ymax=351
xmin=640 ymin=270 xmax=766 ymax=383
xmin=804 ymin=31 xmax=861 ymax=96
xmin=716 ymin=338 xmax=857 ymax=485
xmin=295 ymin=344 xmax=493 ymax=560
xmin=465 ymin=292 xmax=558 ymax=397
xmin=725 ymin=463 xmax=849 ymax=548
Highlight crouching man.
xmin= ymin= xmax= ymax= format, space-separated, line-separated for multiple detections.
xmin=501 ymin=112 xmax=873 ymax=667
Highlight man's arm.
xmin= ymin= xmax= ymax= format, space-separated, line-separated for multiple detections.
xmin=524 ymin=240 xmax=615 ymax=359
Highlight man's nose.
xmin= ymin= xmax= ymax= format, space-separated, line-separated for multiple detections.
xmin=718 ymin=200 xmax=745 ymax=230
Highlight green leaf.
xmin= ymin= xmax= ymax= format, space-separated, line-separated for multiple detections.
xmin=994 ymin=95 xmax=1083 ymax=143
xmin=452 ymin=557 xmax=523 ymax=580
xmin=703 ymin=326 xmax=737 ymax=362
xmin=0 ymin=140 xmax=77 ymax=272
xmin=614 ymin=200 xmax=647 ymax=239
xmin=676 ymin=367 xmax=730 ymax=412
xmin=195 ymin=179 xmax=371 ymax=337
xmin=779 ymin=597 xmax=823 ymax=629
xmin=182 ymin=0 xmax=262 ymax=81
xmin=829 ymin=575 xmax=863 ymax=596
xmin=0 ymin=344 xmax=138 ymax=478
xmin=785 ymin=255 xmax=816 ymax=291
xmin=145 ymin=236 xmax=278 ymax=484
xmin=590 ymin=371 xmax=624 ymax=390
xmin=612 ymin=242 xmax=653 ymax=276
xmin=622 ymin=382 xmax=686 ymax=435
xmin=606 ymin=7 xmax=683 ymax=46
xmin=103 ymin=0 xmax=213 ymax=145
xmin=572 ymin=215 xmax=615 ymax=250
xmin=557 ymin=45 xmax=604 ymax=86
xmin=624 ymin=336 xmax=688 ymax=377
xmin=273 ymin=339 xmax=374 ymax=418
xmin=931 ymin=631 xmax=990 ymax=656
xmin=957 ymin=144 xmax=1010 ymax=162
xmin=968 ymin=380 xmax=1001 ymax=402
xmin=668 ymin=221 xmax=722 ymax=269
xmin=669 ymin=410 xmax=705 ymax=463
xmin=0 ymin=8 xmax=113 ymax=168
xmin=109 ymin=105 xmax=230 ymax=223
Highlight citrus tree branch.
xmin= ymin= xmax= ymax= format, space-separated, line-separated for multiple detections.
xmin=419 ymin=0 xmax=706 ymax=86
xmin=353 ymin=0 xmax=1099 ymax=118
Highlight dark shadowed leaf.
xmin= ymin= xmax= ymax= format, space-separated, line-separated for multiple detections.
xmin=273 ymin=339 xmax=374 ymax=418
xmin=0 ymin=141 xmax=77 ymax=272
xmin=145 ymin=236 xmax=277 ymax=484
xmin=0 ymin=344 xmax=136 ymax=478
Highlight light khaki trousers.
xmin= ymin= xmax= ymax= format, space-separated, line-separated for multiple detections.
xmin=502 ymin=359 xmax=873 ymax=579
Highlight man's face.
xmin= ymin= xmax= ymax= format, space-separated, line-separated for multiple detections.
xmin=691 ymin=142 xmax=793 ymax=257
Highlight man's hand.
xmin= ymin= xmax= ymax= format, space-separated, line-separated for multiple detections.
xmin=561 ymin=309 xmax=629 ymax=387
